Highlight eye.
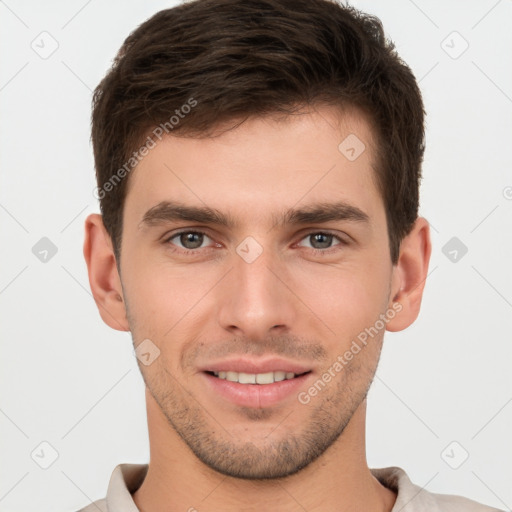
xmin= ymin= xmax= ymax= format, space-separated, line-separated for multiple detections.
xmin=165 ymin=230 xmax=215 ymax=252
xmin=297 ymin=232 xmax=345 ymax=252
xmin=163 ymin=229 xmax=348 ymax=256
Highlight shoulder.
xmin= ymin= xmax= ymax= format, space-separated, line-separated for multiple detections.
xmin=429 ymin=491 xmax=504 ymax=511
xmin=71 ymin=463 xmax=147 ymax=512
xmin=371 ymin=466 xmax=504 ymax=512
xmin=73 ymin=498 xmax=108 ymax=512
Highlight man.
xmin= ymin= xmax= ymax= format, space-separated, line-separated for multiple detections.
xmin=78 ymin=0 xmax=503 ymax=510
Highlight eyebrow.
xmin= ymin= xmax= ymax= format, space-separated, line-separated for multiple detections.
xmin=138 ymin=200 xmax=370 ymax=230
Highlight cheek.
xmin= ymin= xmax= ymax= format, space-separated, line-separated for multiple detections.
xmin=121 ymin=262 xmax=172 ymax=336
xmin=124 ymin=261 xmax=218 ymax=338
xmin=295 ymin=260 xmax=391 ymax=340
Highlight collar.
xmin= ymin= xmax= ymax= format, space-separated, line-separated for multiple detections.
xmin=104 ymin=463 xmax=440 ymax=512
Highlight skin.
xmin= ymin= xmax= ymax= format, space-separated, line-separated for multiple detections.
xmin=84 ymin=104 xmax=431 ymax=512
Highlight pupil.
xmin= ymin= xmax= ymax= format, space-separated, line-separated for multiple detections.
xmin=181 ymin=232 xmax=203 ymax=249
xmin=312 ymin=233 xmax=331 ymax=249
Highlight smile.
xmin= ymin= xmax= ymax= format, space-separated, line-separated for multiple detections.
xmin=203 ymin=369 xmax=313 ymax=408
xmin=209 ymin=370 xmax=308 ymax=384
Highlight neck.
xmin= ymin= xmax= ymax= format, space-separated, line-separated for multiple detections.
xmin=133 ymin=390 xmax=396 ymax=512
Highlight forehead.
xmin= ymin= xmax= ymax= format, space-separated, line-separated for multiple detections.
xmin=123 ymin=105 xmax=383 ymax=229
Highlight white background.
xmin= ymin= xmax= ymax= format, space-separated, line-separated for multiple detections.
xmin=1 ymin=1 xmax=511 ymax=511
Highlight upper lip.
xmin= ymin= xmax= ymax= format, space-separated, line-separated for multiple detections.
xmin=199 ymin=357 xmax=312 ymax=375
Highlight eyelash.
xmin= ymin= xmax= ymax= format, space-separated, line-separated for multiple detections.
xmin=163 ymin=230 xmax=348 ymax=257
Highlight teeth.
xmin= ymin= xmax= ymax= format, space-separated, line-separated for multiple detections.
xmin=226 ymin=371 xmax=238 ymax=382
xmin=256 ymin=372 xmax=274 ymax=384
xmin=212 ymin=370 xmax=298 ymax=384
xmin=238 ymin=372 xmax=256 ymax=384
xmin=274 ymin=371 xmax=286 ymax=382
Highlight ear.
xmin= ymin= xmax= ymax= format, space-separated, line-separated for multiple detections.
xmin=83 ymin=213 xmax=130 ymax=332
xmin=386 ymin=217 xmax=431 ymax=332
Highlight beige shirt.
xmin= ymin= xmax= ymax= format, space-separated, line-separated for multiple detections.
xmin=76 ymin=463 xmax=504 ymax=512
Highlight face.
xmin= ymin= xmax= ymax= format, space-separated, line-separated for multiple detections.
xmin=118 ymin=105 xmax=398 ymax=479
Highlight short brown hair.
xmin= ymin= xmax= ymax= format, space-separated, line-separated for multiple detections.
xmin=91 ymin=0 xmax=425 ymax=264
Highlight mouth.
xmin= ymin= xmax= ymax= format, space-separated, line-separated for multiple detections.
xmin=205 ymin=370 xmax=311 ymax=384
xmin=201 ymin=363 xmax=313 ymax=408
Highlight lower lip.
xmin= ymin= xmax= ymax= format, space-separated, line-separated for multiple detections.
xmin=202 ymin=372 xmax=312 ymax=408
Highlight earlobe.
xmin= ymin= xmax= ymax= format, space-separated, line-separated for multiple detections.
xmin=83 ymin=213 xmax=130 ymax=332
xmin=386 ymin=217 xmax=432 ymax=332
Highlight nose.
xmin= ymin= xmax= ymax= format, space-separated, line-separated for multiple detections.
xmin=216 ymin=244 xmax=297 ymax=340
